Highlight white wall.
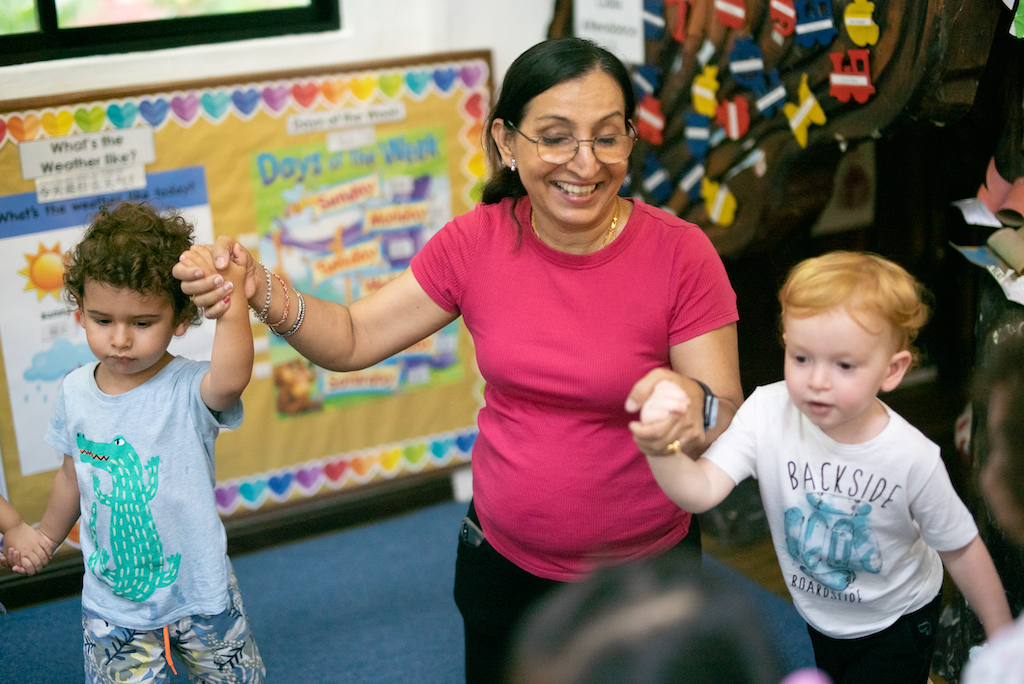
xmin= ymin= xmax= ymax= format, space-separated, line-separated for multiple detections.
xmin=0 ymin=0 xmax=554 ymax=101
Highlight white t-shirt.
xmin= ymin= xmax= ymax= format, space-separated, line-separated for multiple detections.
xmin=704 ymin=381 xmax=978 ymax=638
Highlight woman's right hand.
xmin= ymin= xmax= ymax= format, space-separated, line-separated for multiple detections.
xmin=173 ymin=236 xmax=258 ymax=319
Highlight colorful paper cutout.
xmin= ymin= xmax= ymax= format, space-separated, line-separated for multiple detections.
xmin=170 ymin=94 xmax=199 ymax=122
xmin=462 ymin=92 xmax=486 ymax=121
xmin=75 ymin=106 xmax=106 ymax=133
xmin=829 ymin=49 xmax=876 ymax=103
xmin=405 ymin=71 xmax=432 ymax=96
xmin=751 ymin=69 xmax=787 ymax=117
xmin=107 ymin=102 xmax=138 ymax=129
xmin=321 ymin=79 xmax=348 ymax=104
xmin=42 ymin=110 xmax=73 ymax=137
xmin=691 ymin=65 xmax=720 ymax=117
xmin=433 ymin=68 xmax=458 ymax=92
xmin=291 ymin=82 xmax=320 ymax=108
xmin=729 ymin=38 xmax=766 ymax=92
xmin=701 ymin=177 xmax=737 ymax=226
xmin=794 ymin=0 xmax=838 ymax=48
xmin=632 ymin=65 xmax=662 ymax=100
xmin=200 ymin=92 xmax=231 ymax=121
xmin=725 ymin=147 xmax=767 ymax=180
xmin=697 ymin=38 xmax=717 ymax=66
xmin=784 ymin=73 xmax=826 ymax=147
xmin=770 ymin=0 xmax=797 ymax=35
xmin=637 ymin=95 xmax=666 ymax=145
xmin=645 ymin=0 xmax=666 ymax=39
xmin=0 ymin=62 xmax=490 ymax=147
xmin=643 ymin=154 xmax=674 ymax=203
xmin=231 ymin=90 xmax=260 ymax=117
xmin=685 ymin=112 xmax=712 ymax=159
xmin=843 ymin=0 xmax=880 ymax=46
xmin=714 ymin=0 xmax=746 ymax=29
xmin=8 ymin=114 xmax=40 ymax=142
xmin=666 ymin=0 xmax=690 ymax=41
xmin=379 ymin=73 xmax=404 ymax=99
xmin=460 ymin=64 xmax=485 ymax=89
xmin=212 ymin=427 xmax=477 ymax=515
xmin=716 ymin=96 xmax=751 ymax=140
xmin=678 ymin=161 xmax=706 ymax=201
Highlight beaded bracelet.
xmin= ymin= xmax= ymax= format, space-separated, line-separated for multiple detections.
xmin=274 ymin=290 xmax=306 ymax=338
xmin=251 ymin=263 xmax=273 ymax=323
xmin=269 ymin=271 xmax=290 ymax=330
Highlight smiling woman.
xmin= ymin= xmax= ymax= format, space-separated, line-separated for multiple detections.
xmin=173 ymin=36 xmax=744 ymax=684
xmin=0 ymin=0 xmax=339 ymax=66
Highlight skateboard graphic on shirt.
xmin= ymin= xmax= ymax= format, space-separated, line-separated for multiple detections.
xmin=784 ymin=492 xmax=882 ymax=592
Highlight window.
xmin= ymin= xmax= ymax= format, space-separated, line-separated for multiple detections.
xmin=0 ymin=0 xmax=341 ymax=67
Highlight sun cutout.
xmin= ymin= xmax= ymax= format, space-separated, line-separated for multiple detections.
xmin=19 ymin=242 xmax=65 ymax=301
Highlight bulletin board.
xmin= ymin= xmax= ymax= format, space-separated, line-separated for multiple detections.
xmin=0 ymin=51 xmax=491 ymax=545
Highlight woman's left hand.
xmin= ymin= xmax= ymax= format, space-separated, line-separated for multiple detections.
xmin=626 ymin=369 xmax=707 ymax=457
xmin=174 ymin=239 xmax=257 ymax=319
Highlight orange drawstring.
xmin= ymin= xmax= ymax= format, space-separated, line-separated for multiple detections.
xmin=162 ymin=625 xmax=178 ymax=675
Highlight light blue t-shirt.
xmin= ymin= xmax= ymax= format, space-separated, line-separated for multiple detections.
xmin=45 ymin=356 xmax=243 ymax=630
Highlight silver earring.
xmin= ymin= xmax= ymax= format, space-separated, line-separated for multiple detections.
xmin=510 ymin=158 xmax=516 ymax=172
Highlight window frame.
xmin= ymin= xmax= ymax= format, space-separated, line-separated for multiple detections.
xmin=0 ymin=0 xmax=341 ymax=67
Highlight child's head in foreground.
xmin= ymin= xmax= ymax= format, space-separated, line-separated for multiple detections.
xmin=64 ymin=201 xmax=200 ymax=327
xmin=976 ymin=333 xmax=1024 ymax=544
xmin=507 ymin=549 xmax=787 ymax=684
xmin=778 ymin=251 xmax=930 ymax=442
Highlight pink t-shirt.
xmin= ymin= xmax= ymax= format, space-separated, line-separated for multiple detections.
xmin=411 ymin=197 xmax=738 ymax=580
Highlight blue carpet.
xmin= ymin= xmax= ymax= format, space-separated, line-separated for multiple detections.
xmin=0 ymin=500 xmax=813 ymax=682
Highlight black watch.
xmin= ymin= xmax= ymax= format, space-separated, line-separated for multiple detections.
xmin=691 ymin=379 xmax=719 ymax=431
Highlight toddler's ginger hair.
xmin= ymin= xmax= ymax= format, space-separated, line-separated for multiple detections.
xmin=779 ymin=251 xmax=930 ymax=362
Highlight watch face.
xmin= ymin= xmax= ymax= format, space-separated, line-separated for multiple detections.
xmin=694 ymin=378 xmax=717 ymax=430
xmin=706 ymin=395 xmax=719 ymax=431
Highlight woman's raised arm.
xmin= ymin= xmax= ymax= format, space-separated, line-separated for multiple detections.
xmin=174 ymin=237 xmax=458 ymax=371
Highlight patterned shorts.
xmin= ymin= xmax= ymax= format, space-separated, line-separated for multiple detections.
xmin=82 ymin=573 xmax=265 ymax=684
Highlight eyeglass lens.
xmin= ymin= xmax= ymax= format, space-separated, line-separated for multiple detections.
xmin=538 ymin=135 xmax=634 ymax=164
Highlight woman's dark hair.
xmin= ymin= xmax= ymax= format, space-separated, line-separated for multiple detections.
xmin=64 ymin=201 xmax=201 ymax=327
xmin=974 ymin=331 xmax=1024 ymax=514
xmin=481 ymin=37 xmax=636 ymax=208
xmin=507 ymin=550 xmax=786 ymax=684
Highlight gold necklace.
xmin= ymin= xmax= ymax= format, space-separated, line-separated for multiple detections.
xmin=531 ymin=201 xmax=620 ymax=249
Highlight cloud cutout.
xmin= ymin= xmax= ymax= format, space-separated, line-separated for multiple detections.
xmin=23 ymin=338 xmax=96 ymax=382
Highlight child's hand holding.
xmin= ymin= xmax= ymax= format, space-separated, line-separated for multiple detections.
xmin=178 ymin=244 xmax=232 ymax=320
xmin=221 ymin=257 xmax=249 ymax=310
xmin=177 ymin=240 xmax=259 ymax=320
xmin=627 ymin=372 xmax=704 ymax=458
xmin=1 ymin=524 xmax=57 ymax=576
xmin=639 ymin=379 xmax=691 ymax=424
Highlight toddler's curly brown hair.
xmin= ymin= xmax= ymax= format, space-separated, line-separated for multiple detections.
xmin=64 ymin=201 xmax=200 ymax=326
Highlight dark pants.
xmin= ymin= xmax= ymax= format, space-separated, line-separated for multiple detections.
xmin=453 ymin=501 xmax=701 ymax=684
xmin=807 ymin=592 xmax=942 ymax=684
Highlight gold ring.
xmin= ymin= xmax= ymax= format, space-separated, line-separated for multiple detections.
xmin=665 ymin=440 xmax=682 ymax=456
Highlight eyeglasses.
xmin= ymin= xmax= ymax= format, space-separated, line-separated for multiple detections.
xmin=508 ymin=122 xmax=635 ymax=165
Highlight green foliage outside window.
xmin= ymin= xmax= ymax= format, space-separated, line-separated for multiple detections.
xmin=56 ymin=0 xmax=310 ymax=27
xmin=0 ymin=0 xmax=311 ymax=36
xmin=0 ymin=0 xmax=39 ymax=35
